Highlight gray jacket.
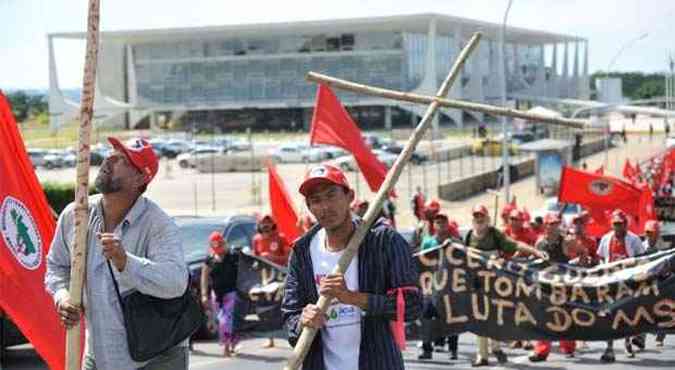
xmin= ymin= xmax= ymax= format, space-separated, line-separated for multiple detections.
xmin=45 ymin=195 xmax=187 ymax=370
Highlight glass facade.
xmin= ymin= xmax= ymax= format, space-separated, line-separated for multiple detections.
xmin=133 ymin=32 xmax=408 ymax=106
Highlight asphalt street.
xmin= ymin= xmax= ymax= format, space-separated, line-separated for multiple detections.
xmin=3 ymin=334 xmax=674 ymax=369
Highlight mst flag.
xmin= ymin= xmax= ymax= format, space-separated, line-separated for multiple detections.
xmin=235 ymin=251 xmax=287 ymax=331
xmin=0 ymin=92 xmax=65 ymax=370
xmin=310 ymin=84 xmax=390 ymax=193
xmin=415 ymin=243 xmax=675 ymax=341
xmin=559 ymin=166 xmax=642 ymax=216
xmin=267 ymin=164 xmax=301 ymax=241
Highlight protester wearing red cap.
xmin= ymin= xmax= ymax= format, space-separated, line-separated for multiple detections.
xmin=529 ymin=213 xmax=576 ymax=362
xmin=411 ymin=186 xmax=426 ymax=222
xmin=466 ymin=205 xmax=547 ymax=367
xmin=282 ymin=164 xmax=420 ymax=370
xmin=504 ymin=209 xmax=537 ymax=259
xmin=413 ymin=199 xmax=441 ymax=249
xmin=567 ymin=212 xmax=598 ymax=266
xmin=46 ymin=137 xmax=190 ymax=369
xmin=596 ymin=209 xmax=645 ymax=362
xmin=200 ymin=231 xmax=240 ymax=357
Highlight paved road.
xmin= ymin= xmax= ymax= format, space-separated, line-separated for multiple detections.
xmin=4 ymin=334 xmax=674 ymax=369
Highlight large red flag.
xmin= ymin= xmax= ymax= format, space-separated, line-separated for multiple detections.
xmin=267 ymin=164 xmax=301 ymax=242
xmin=637 ymin=184 xmax=656 ymax=234
xmin=0 ymin=92 xmax=65 ymax=369
xmin=310 ymin=84 xmax=390 ymax=193
xmin=558 ymin=166 xmax=642 ymax=216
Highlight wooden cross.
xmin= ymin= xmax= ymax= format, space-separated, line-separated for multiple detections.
xmin=284 ymin=32 xmax=589 ymax=370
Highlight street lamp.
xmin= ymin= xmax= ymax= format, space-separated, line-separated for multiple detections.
xmin=499 ymin=0 xmax=515 ymax=203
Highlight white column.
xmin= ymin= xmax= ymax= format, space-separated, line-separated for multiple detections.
xmin=581 ymin=41 xmax=590 ymax=99
xmin=535 ymin=44 xmax=546 ymax=96
xmin=550 ymin=43 xmax=558 ymax=97
xmin=561 ymin=42 xmax=569 ymax=97
xmin=572 ymin=42 xmax=579 ymax=98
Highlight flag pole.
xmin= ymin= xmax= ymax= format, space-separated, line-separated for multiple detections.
xmin=283 ymin=32 xmax=483 ymax=370
xmin=66 ymin=1 xmax=100 ymax=369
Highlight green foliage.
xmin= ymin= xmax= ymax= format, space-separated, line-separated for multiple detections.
xmin=6 ymin=91 xmax=48 ymax=123
xmin=41 ymin=182 xmax=98 ymax=215
xmin=590 ymin=71 xmax=667 ymax=100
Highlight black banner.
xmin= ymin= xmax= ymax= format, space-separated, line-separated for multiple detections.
xmin=415 ymin=243 xmax=675 ymax=341
xmin=235 ymin=252 xmax=287 ymax=330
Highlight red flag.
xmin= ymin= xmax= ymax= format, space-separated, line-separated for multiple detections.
xmin=637 ymin=185 xmax=656 ymax=234
xmin=267 ymin=164 xmax=301 ymax=242
xmin=558 ymin=166 xmax=642 ymax=216
xmin=310 ymin=84 xmax=390 ymax=193
xmin=0 ymin=92 xmax=65 ymax=369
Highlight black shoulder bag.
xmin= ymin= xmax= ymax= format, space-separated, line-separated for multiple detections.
xmin=106 ymin=261 xmax=205 ymax=362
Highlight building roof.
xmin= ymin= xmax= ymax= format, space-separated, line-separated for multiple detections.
xmin=49 ymin=13 xmax=584 ymax=44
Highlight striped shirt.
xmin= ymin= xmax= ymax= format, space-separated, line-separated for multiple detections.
xmin=282 ymin=221 xmax=421 ymax=370
xmin=45 ymin=194 xmax=188 ymax=370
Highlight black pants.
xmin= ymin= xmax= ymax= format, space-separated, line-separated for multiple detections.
xmin=421 ymin=298 xmax=459 ymax=353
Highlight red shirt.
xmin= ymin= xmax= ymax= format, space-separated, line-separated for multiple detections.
xmin=569 ymin=235 xmax=598 ymax=261
xmin=253 ymin=232 xmax=290 ymax=266
xmin=608 ymin=236 xmax=628 ymax=262
xmin=503 ymin=227 xmax=536 ymax=259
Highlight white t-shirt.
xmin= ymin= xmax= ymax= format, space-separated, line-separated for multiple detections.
xmin=310 ymin=228 xmax=361 ymax=370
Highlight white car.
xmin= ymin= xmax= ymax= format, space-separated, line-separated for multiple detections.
xmin=269 ymin=143 xmax=326 ymax=163
xmin=330 ymin=149 xmax=397 ymax=172
xmin=177 ymin=146 xmax=222 ymax=168
xmin=533 ymin=197 xmax=583 ymax=226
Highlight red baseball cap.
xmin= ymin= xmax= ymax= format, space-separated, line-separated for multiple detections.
xmin=645 ymin=220 xmax=660 ymax=232
xmin=544 ymin=213 xmax=561 ymax=225
xmin=472 ymin=205 xmax=489 ymax=217
xmin=425 ymin=199 xmax=441 ymax=212
xmin=611 ymin=209 xmax=628 ymax=224
xmin=299 ymin=164 xmax=351 ymax=196
xmin=107 ymin=137 xmax=159 ymax=185
xmin=209 ymin=231 xmax=224 ymax=242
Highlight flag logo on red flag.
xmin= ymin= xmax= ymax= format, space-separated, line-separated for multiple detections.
xmin=1 ymin=196 xmax=43 ymax=270
xmin=588 ymin=180 xmax=613 ymax=196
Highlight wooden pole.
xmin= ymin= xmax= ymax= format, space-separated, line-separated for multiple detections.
xmin=66 ymin=1 xmax=100 ymax=369
xmin=283 ymin=32 xmax=483 ymax=370
xmin=306 ymin=73 xmax=589 ymax=130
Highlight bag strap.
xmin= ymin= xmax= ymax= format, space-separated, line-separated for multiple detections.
xmin=106 ymin=260 xmax=126 ymax=310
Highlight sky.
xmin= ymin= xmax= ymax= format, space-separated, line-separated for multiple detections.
xmin=1 ymin=0 xmax=674 ymax=90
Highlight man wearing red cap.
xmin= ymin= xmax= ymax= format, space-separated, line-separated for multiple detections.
xmin=596 ymin=209 xmax=645 ymax=362
xmin=505 ymin=209 xmax=537 ymax=258
xmin=411 ymin=186 xmax=426 ymax=222
xmin=413 ymin=199 xmax=441 ymax=249
xmin=466 ymin=204 xmax=547 ymax=367
xmin=567 ymin=212 xmax=598 ymax=266
xmin=642 ymin=219 xmax=669 ymax=347
xmin=529 ymin=213 xmax=577 ymax=362
xmin=46 ymin=137 xmax=190 ymax=370
xmin=281 ymin=164 xmax=421 ymax=370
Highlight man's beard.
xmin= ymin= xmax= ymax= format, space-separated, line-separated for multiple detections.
xmin=472 ymin=220 xmax=489 ymax=237
xmin=95 ymin=172 xmax=122 ymax=194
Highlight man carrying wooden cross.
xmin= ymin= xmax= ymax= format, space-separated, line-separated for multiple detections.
xmin=281 ymin=164 xmax=421 ymax=370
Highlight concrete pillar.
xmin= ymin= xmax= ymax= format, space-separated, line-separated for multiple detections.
xmin=572 ymin=42 xmax=579 ymax=98
xmin=550 ymin=43 xmax=558 ymax=97
xmin=384 ymin=106 xmax=392 ymax=130
xmin=562 ymin=42 xmax=569 ymax=97
xmin=425 ymin=17 xmax=440 ymax=133
xmin=535 ymin=44 xmax=546 ymax=96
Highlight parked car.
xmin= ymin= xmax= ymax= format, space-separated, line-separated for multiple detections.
xmin=330 ymin=149 xmax=397 ymax=171
xmin=194 ymin=150 xmax=268 ymax=172
xmin=533 ymin=197 xmax=583 ymax=226
xmin=269 ymin=143 xmax=326 ymax=163
xmin=175 ymin=215 xmax=257 ymax=339
xmin=177 ymin=146 xmax=222 ymax=168
xmin=380 ymin=143 xmax=428 ymax=165
xmin=27 ymin=148 xmax=48 ymax=168
xmin=164 ymin=139 xmax=192 ymax=155
xmin=148 ymin=139 xmax=181 ymax=159
xmin=43 ymin=150 xmax=66 ymax=169
xmin=362 ymin=134 xmax=384 ymax=149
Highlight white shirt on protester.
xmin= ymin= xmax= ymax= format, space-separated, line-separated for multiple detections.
xmin=309 ymin=228 xmax=361 ymax=370
xmin=597 ymin=230 xmax=645 ymax=262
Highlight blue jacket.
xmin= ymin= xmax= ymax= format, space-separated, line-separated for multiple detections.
xmin=281 ymin=221 xmax=421 ymax=370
